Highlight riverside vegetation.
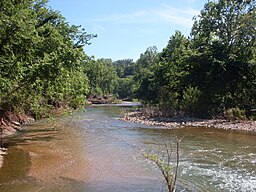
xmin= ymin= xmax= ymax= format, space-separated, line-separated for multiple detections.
xmin=0 ymin=0 xmax=116 ymax=135
xmin=0 ymin=0 xmax=254 ymax=128
xmin=127 ymin=0 xmax=255 ymax=121
xmin=1 ymin=0 xmax=255 ymax=135
xmin=0 ymin=1 xmax=255 ymax=191
xmin=120 ymin=0 xmax=255 ymax=132
xmin=93 ymin=0 xmax=255 ymax=122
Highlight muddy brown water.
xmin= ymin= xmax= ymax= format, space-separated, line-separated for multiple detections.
xmin=0 ymin=104 xmax=255 ymax=191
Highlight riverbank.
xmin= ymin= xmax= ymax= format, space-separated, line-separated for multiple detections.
xmin=0 ymin=105 xmax=75 ymax=138
xmin=0 ymin=111 xmax=35 ymax=138
xmin=87 ymin=94 xmax=120 ymax=104
xmin=121 ymin=111 xmax=256 ymax=132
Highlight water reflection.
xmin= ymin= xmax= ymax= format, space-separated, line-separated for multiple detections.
xmin=0 ymin=147 xmax=7 ymax=169
xmin=0 ymin=147 xmax=30 ymax=184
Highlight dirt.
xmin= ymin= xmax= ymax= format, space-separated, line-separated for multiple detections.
xmin=87 ymin=94 xmax=116 ymax=104
xmin=0 ymin=111 xmax=34 ymax=137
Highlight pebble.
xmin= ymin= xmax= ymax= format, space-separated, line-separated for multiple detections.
xmin=121 ymin=112 xmax=256 ymax=132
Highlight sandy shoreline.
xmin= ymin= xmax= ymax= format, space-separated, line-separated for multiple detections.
xmin=121 ymin=111 xmax=256 ymax=132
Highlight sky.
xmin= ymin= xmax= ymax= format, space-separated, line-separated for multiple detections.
xmin=48 ymin=0 xmax=208 ymax=61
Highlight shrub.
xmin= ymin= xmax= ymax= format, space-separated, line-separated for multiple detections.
xmin=224 ymin=107 xmax=247 ymax=121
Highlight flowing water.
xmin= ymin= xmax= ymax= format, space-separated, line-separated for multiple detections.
xmin=0 ymin=104 xmax=255 ymax=191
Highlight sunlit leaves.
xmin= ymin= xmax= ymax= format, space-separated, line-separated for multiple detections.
xmin=85 ymin=58 xmax=118 ymax=96
xmin=0 ymin=0 xmax=94 ymax=116
xmin=134 ymin=0 xmax=255 ymax=117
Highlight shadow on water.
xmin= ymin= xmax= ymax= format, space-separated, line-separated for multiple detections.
xmin=0 ymin=126 xmax=59 ymax=191
xmin=7 ymin=128 xmax=58 ymax=147
xmin=0 ymin=147 xmax=30 ymax=183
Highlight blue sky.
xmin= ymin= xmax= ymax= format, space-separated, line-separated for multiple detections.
xmin=48 ymin=0 xmax=207 ymax=61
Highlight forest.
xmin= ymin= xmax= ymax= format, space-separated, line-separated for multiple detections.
xmin=0 ymin=0 xmax=255 ymax=120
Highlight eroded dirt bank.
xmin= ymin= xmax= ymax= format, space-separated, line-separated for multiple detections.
xmin=0 ymin=111 xmax=34 ymax=137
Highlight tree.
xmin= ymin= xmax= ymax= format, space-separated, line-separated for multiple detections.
xmin=85 ymin=58 xmax=118 ymax=96
xmin=190 ymin=0 xmax=256 ymax=115
xmin=113 ymin=59 xmax=135 ymax=78
xmin=112 ymin=59 xmax=136 ymax=99
xmin=133 ymin=0 xmax=255 ymax=118
xmin=0 ymin=0 xmax=95 ymax=117
xmin=115 ymin=76 xmax=134 ymax=99
xmin=133 ymin=46 xmax=160 ymax=102
xmin=155 ymin=31 xmax=195 ymax=115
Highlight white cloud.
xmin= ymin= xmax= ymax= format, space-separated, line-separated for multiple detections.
xmin=86 ymin=4 xmax=199 ymax=28
xmin=153 ymin=5 xmax=199 ymax=27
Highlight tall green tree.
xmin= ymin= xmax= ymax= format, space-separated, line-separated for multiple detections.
xmin=112 ymin=59 xmax=136 ymax=99
xmin=85 ymin=58 xmax=118 ymax=96
xmin=134 ymin=46 xmax=159 ymax=102
xmin=0 ymin=0 xmax=95 ymax=117
xmin=133 ymin=0 xmax=255 ymax=118
xmin=156 ymin=31 xmax=199 ymax=114
xmin=113 ymin=59 xmax=135 ymax=78
xmin=190 ymin=0 xmax=256 ymax=115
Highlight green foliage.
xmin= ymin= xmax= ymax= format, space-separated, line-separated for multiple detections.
xmin=189 ymin=0 xmax=256 ymax=116
xmin=47 ymin=116 xmax=56 ymax=128
xmin=181 ymin=86 xmax=201 ymax=115
xmin=85 ymin=58 xmax=118 ymax=96
xmin=112 ymin=59 xmax=137 ymax=99
xmin=224 ymin=107 xmax=247 ymax=121
xmin=115 ymin=76 xmax=135 ymax=99
xmin=1 ymin=0 xmax=255 ymax=120
xmin=132 ymin=0 xmax=256 ymax=118
xmin=113 ymin=59 xmax=135 ymax=78
xmin=133 ymin=46 xmax=160 ymax=102
xmin=0 ymin=0 xmax=95 ymax=117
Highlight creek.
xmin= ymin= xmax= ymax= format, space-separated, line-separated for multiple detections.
xmin=0 ymin=104 xmax=255 ymax=191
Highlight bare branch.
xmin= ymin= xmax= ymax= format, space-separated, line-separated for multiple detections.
xmin=143 ymin=136 xmax=182 ymax=192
